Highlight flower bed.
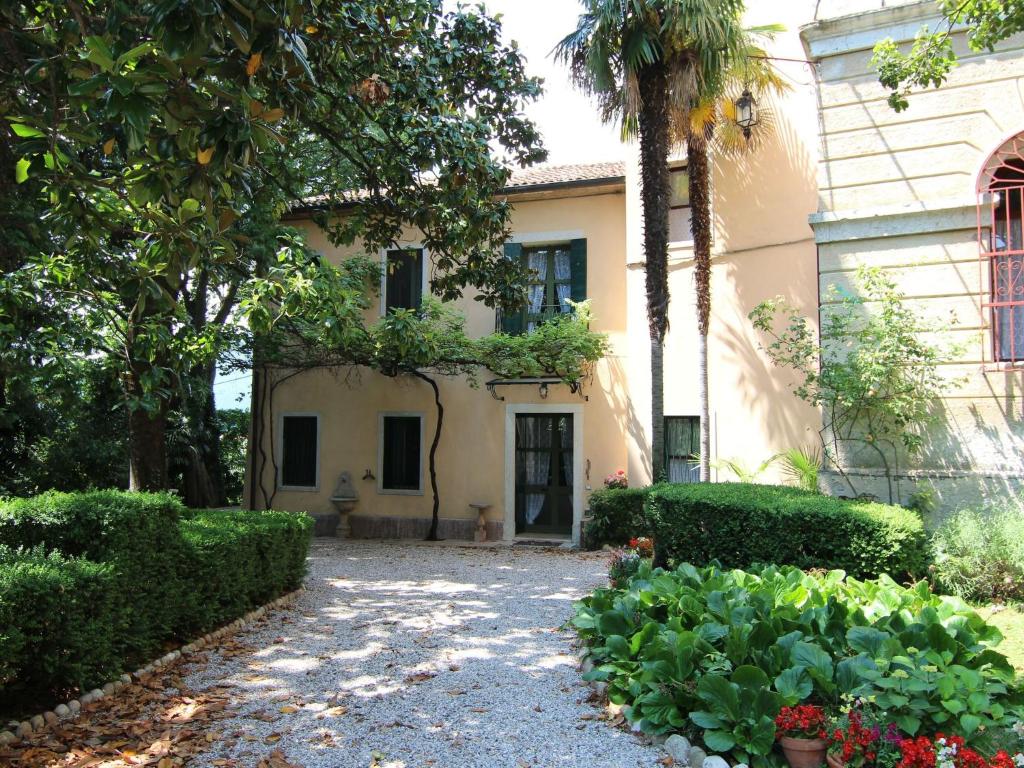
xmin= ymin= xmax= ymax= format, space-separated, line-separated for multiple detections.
xmin=574 ymin=561 xmax=1023 ymax=767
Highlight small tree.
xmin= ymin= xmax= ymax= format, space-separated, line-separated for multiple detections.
xmin=245 ymin=255 xmax=608 ymax=539
xmin=749 ymin=267 xmax=959 ymax=502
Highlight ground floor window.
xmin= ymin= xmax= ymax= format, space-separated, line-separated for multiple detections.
xmin=280 ymin=414 xmax=318 ymax=489
xmin=665 ymin=416 xmax=699 ymax=483
xmin=380 ymin=414 xmax=423 ymax=492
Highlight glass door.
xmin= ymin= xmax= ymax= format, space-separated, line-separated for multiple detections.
xmin=514 ymin=414 xmax=573 ymax=536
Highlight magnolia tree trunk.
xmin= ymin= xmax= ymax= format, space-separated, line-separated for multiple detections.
xmin=638 ymin=66 xmax=672 ymax=481
xmin=127 ymin=380 xmax=169 ymax=492
xmin=414 ymin=372 xmax=444 ymax=541
xmin=688 ymin=134 xmax=713 ymax=481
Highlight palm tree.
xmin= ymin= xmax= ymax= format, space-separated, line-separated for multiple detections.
xmin=556 ymin=0 xmax=779 ymax=481
xmin=685 ymin=41 xmax=786 ymax=480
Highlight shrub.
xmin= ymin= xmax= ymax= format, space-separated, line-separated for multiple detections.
xmin=0 ymin=490 xmax=184 ymax=558
xmin=585 ymin=487 xmax=650 ymax=549
xmin=0 ymin=548 xmax=121 ymax=702
xmin=0 ymin=490 xmax=190 ymax=658
xmin=0 ymin=493 xmax=313 ymax=715
xmin=177 ymin=509 xmax=314 ymax=633
xmin=645 ymin=482 xmax=930 ymax=580
xmin=932 ymin=507 xmax=1024 ymax=603
xmin=574 ymin=562 xmax=1022 ymax=766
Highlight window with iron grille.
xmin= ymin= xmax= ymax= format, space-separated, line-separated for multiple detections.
xmin=665 ymin=416 xmax=700 ymax=483
xmin=980 ymin=142 xmax=1024 ymax=364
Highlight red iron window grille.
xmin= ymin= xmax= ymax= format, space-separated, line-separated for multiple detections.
xmin=979 ymin=137 xmax=1024 ymax=365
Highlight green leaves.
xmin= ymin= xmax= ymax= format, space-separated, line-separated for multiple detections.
xmin=872 ymin=1 xmax=1024 ymax=111
xmin=775 ymin=667 xmax=812 ymax=705
xmin=750 ymin=267 xmax=957 ymax=499
xmin=574 ymin=560 xmax=1023 ymax=759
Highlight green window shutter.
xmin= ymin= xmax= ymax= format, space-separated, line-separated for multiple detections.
xmin=412 ymin=248 xmax=424 ymax=309
xmin=501 ymin=241 xmax=524 ymax=334
xmin=569 ymin=238 xmax=587 ymax=302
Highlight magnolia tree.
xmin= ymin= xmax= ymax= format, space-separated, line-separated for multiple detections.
xmin=749 ymin=267 xmax=959 ymax=502
xmin=243 ymin=253 xmax=608 ymax=540
xmin=2 ymin=0 xmax=543 ymax=499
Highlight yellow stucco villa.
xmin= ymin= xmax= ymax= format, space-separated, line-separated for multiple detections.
xmin=245 ymin=0 xmax=1024 ymax=541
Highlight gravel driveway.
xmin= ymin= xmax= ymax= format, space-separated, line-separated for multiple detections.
xmin=182 ymin=539 xmax=663 ymax=768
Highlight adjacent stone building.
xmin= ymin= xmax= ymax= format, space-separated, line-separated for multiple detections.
xmin=803 ymin=1 xmax=1024 ymax=512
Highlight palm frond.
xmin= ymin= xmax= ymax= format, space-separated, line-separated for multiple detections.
xmin=780 ymin=447 xmax=822 ymax=493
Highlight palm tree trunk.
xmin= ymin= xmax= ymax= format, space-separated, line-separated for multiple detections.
xmin=638 ymin=66 xmax=672 ymax=481
xmin=688 ymin=133 xmax=712 ymax=481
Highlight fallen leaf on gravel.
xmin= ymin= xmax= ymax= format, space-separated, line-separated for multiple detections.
xmin=278 ymin=705 xmax=299 ymax=714
xmin=468 ymin=707 xmax=489 ymax=713
xmin=250 ymin=709 xmax=279 ymax=722
xmin=264 ymin=733 xmax=281 ymax=744
xmin=257 ymin=748 xmax=302 ymax=768
xmin=403 ymin=672 xmax=436 ymax=684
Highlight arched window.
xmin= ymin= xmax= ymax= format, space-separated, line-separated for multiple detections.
xmin=979 ymin=135 xmax=1024 ymax=363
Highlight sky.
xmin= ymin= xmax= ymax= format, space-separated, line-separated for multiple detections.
xmin=212 ymin=1 xmax=623 ymax=409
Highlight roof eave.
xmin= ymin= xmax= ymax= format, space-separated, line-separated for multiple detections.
xmin=284 ymin=174 xmax=627 ymax=221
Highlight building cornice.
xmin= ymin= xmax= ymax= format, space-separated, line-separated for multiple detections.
xmin=800 ymin=1 xmax=948 ymax=59
xmin=808 ymin=196 xmax=983 ymax=244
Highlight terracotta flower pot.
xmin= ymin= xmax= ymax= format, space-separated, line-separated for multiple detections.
xmin=779 ymin=736 xmax=829 ymax=768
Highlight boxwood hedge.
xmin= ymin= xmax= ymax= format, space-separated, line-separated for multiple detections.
xmin=0 ymin=492 xmax=313 ymax=715
xmin=647 ymin=483 xmax=930 ymax=580
xmin=586 ymin=483 xmax=930 ymax=580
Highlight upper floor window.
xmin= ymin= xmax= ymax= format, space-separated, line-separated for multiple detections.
xmin=384 ymin=248 xmax=424 ymax=312
xmin=980 ymin=144 xmax=1024 ymax=363
xmin=668 ymin=165 xmax=693 ymax=244
xmin=500 ymin=238 xmax=587 ymax=334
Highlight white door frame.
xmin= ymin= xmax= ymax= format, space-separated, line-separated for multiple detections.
xmin=504 ymin=403 xmax=584 ymax=545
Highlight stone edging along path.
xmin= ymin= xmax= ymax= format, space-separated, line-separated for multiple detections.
xmin=0 ymin=587 xmax=305 ymax=747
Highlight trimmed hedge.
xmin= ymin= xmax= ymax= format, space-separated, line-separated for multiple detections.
xmin=645 ymin=482 xmax=930 ymax=580
xmin=585 ymin=487 xmax=650 ymax=548
xmin=177 ymin=509 xmax=314 ymax=633
xmin=0 ymin=549 xmax=121 ymax=703
xmin=0 ymin=492 xmax=313 ymax=714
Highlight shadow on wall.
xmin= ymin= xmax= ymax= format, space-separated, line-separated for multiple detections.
xmin=595 ymin=354 xmax=651 ymax=483
xmin=708 ymin=99 xmax=822 ymax=473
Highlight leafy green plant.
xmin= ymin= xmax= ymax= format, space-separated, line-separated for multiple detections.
xmin=932 ymin=507 xmax=1024 ymax=603
xmin=853 ymin=646 xmax=1015 ymax=739
xmin=691 ymin=666 xmax=782 ymax=766
xmin=0 ymin=492 xmax=313 ymax=716
xmin=780 ymin=447 xmax=821 ymax=493
xmin=584 ymin=487 xmax=651 ymax=549
xmin=574 ymin=561 xmax=1023 ymax=761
